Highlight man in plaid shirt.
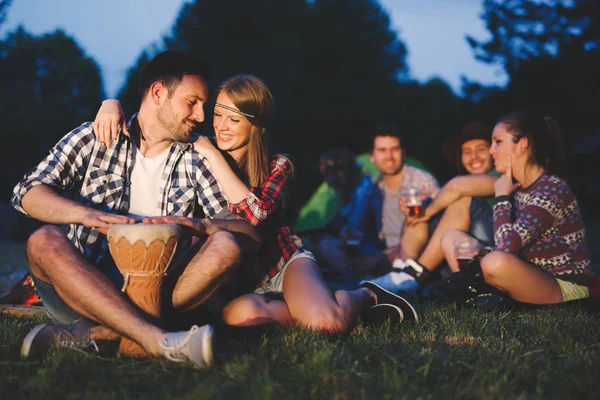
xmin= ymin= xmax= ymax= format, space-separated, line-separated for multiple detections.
xmin=11 ymin=51 xmax=260 ymax=369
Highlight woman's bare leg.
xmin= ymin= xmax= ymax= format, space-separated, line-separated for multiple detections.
xmin=480 ymin=251 xmax=563 ymax=304
xmin=282 ymin=258 xmax=372 ymax=334
xmin=222 ymin=293 xmax=293 ymax=327
xmin=222 ymin=258 xmax=373 ymax=335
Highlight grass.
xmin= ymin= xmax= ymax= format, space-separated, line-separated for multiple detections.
xmin=1 ymin=222 xmax=599 ymax=399
xmin=2 ymin=304 xmax=600 ymax=399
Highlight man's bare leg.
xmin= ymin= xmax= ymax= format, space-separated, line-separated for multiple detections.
xmin=27 ymin=226 xmax=165 ymax=354
xmin=417 ymin=197 xmax=471 ymax=271
xmin=171 ymin=231 xmax=242 ymax=311
xmin=397 ymin=222 xmax=428 ymax=260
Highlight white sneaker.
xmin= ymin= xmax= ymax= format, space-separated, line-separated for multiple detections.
xmin=362 ymin=270 xmax=419 ymax=294
xmin=159 ymin=324 xmax=214 ymax=369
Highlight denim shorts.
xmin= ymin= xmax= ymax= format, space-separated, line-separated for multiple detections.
xmin=254 ymin=250 xmax=318 ymax=294
xmin=469 ymin=197 xmax=494 ymax=246
xmin=31 ymin=273 xmax=92 ymax=325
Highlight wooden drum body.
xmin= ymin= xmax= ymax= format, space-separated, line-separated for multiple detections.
xmin=107 ymin=223 xmax=182 ymax=357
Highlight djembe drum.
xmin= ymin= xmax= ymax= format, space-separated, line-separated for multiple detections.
xmin=107 ymin=223 xmax=182 ymax=357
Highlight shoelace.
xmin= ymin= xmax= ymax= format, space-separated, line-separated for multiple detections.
xmin=158 ymin=325 xmax=199 ymax=362
xmin=59 ymin=339 xmax=99 ymax=352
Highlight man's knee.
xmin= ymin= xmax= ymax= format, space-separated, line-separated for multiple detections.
xmin=26 ymin=225 xmax=66 ymax=261
xmin=26 ymin=226 xmax=68 ymax=280
xmin=204 ymin=231 xmax=242 ymax=264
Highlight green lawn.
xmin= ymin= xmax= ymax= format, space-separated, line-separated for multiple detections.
xmin=2 ymin=302 xmax=599 ymax=399
xmin=1 ymin=221 xmax=599 ymax=399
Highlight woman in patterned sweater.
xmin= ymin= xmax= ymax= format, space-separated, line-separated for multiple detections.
xmin=441 ymin=112 xmax=593 ymax=304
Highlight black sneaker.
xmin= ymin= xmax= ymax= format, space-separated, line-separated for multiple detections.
xmin=21 ymin=319 xmax=98 ymax=359
xmin=393 ymin=258 xmax=433 ymax=284
xmin=358 ymin=281 xmax=419 ymax=322
xmin=362 ymin=304 xmax=404 ymax=325
xmin=421 ymin=257 xmax=511 ymax=310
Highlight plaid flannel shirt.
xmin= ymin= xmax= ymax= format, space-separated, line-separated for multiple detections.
xmin=229 ymin=156 xmax=304 ymax=286
xmin=11 ymin=118 xmax=229 ymax=269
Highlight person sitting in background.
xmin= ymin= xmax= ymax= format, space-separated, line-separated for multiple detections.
xmin=317 ymin=124 xmax=439 ymax=286
xmin=299 ymin=147 xmax=394 ymax=283
xmin=369 ymin=122 xmax=499 ymax=292
xmin=438 ymin=112 xmax=593 ymax=305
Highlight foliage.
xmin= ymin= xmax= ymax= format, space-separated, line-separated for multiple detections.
xmin=0 ymin=0 xmax=11 ymax=30
xmin=0 ymin=27 xmax=104 ymax=200
xmin=116 ymin=0 xmax=473 ymax=211
xmin=467 ymin=0 xmax=598 ymax=75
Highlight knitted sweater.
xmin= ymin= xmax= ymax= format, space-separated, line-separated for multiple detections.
xmin=493 ymin=174 xmax=594 ymax=286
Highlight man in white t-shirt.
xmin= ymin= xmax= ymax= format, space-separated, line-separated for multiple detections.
xmin=11 ymin=51 xmax=260 ymax=369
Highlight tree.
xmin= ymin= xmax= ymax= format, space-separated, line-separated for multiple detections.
xmin=467 ymin=0 xmax=598 ymax=76
xmin=0 ymin=27 xmax=104 ymax=200
xmin=117 ymin=0 xmax=412 ymax=210
xmin=0 ymin=0 xmax=11 ymax=30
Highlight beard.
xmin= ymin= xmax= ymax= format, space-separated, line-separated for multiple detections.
xmin=157 ymin=98 xmax=194 ymax=143
xmin=378 ymin=161 xmax=404 ymax=176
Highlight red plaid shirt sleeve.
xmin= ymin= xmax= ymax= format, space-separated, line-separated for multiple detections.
xmin=229 ymin=156 xmax=292 ymax=226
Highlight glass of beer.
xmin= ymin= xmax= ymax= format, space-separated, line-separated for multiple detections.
xmin=400 ymin=187 xmax=424 ymax=217
xmin=453 ymin=238 xmax=480 ymax=269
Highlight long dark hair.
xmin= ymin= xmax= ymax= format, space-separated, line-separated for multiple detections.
xmin=496 ymin=111 xmax=567 ymax=179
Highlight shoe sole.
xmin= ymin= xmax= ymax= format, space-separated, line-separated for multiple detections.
xmin=361 ymin=282 xmax=419 ymax=323
xmin=202 ymin=325 xmax=214 ymax=367
xmin=21 ymin=323 xmax=48 ymax=359
xmin=372 ymin=304 xmax=404 ymax=324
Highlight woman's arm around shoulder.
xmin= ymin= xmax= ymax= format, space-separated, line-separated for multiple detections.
xmin=229 ymin=155 xmax=294 ymax=226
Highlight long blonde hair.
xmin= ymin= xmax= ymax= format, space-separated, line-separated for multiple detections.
xmin=215 ymin=75 xmax=274 ymax=187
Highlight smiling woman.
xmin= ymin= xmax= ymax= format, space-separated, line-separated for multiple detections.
xmin=440 ymin=112 xmax=594 ymax=305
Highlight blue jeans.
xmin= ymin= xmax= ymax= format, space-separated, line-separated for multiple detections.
xmin=468 ymin=197 xmax=494 ymax=246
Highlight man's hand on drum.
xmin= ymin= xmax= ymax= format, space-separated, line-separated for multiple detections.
xmin=80 ymin=208 xmax=136 ymax=235
xmin=144 ymin=216 xmax=207 ymax=237
xmin=93 ymin=99 xmax=128 ymax=147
